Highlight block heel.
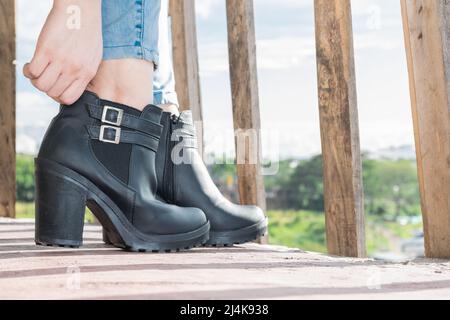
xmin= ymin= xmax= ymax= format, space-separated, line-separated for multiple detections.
xmin=35 ymin=165 xmax=87 ymax=248
xmin=35 ymin=157 xmax=210 ymax=252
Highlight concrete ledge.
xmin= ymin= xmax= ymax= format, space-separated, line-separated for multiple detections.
xmin=1 ymin=218 xmax=450 ymax=299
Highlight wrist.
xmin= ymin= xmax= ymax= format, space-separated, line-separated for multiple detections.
xmin=53 ymin=0 xmax=101 ymax=11
xmin=52 ymin=0 xmax=102 ymax=31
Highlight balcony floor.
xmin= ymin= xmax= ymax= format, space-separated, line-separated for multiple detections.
xmin=1 ymin=218 xmax=450 ymax=300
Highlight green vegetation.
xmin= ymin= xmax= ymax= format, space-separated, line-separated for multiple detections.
xmin=268 ymin=210 xmax=326 ymax=253
xmin=265 ymin=155 xmax=421 ymax=217
xmin=16 ymin=154 xmax=35 ymax=202
xmin=207 ymin=154 xmax=423 ymax=255
xmin=268 ymin=210 xmax=422 ymax=255
xmin=363 ymin=158 xmax=421 ymax=219
xmin=15 ymin=202 xmax=35 ymax=219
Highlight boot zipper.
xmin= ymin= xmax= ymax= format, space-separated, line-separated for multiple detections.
xmin=165 ymin=116 xmax=179 ymax=204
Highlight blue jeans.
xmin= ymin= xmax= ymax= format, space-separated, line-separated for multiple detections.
xmin=102 ymin=0 xmax=178 ymax=106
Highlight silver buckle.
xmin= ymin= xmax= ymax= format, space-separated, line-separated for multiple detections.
xmin=99 ymin=125 xmax=121 ymax=144
xmin=101 ymin=106 xmax=123 ymax=126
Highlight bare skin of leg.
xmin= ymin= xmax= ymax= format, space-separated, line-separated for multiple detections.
xmin=87 ymin=59 xmax=154 ymax=111
xmin=87 ymin=59 xmax=180 ymax=114
xmin=160 ymin=104 xmax=180 ymax=116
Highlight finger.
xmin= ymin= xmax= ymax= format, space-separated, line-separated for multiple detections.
xmin=58 ymin=78 xmax=90 ymax=105
xmin=47 ymin=73 xmax=75 ymax=100
xmin=23 ymin=63 xmax=34 ymax=79
xmin=31 ymin=62 xmax=62 ymax=92
xmin=23 ymin=53 xmax=49 ymax=79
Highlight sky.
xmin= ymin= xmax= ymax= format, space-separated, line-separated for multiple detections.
xmin=16 ymin=0 xmax=415 ymax=159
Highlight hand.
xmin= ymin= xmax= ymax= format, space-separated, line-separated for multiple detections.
xmin=23 ymin=0 xmax=103 ymax=105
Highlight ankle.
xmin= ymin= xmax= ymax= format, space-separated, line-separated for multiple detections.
xmin=87 ymin=59 xmax=154 ymax=111
xmin=159 ymin=104 xmax=180 ymax=116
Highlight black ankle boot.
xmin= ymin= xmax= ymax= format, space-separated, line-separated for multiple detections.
xmin=155 ymin=111 xmax=267 ymax=246
xmin=35 ymin=92 xmax=209 ymax=252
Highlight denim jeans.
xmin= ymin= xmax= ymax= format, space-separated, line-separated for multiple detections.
xmin=102 ymin=0 xmax=178 ymax=106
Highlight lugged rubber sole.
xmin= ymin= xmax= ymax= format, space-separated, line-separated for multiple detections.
xmin=204 ymin=218 xmax=268 ymax=247
xmin=36 ymin=236 xmax=208 ymax=253
xmin=103 ymin=217 xmax=268 ymax=248
xmin=35 ymin=158 xmax=210 ymax=252
xmin=100 ymin=228 xmax=208 ymax=253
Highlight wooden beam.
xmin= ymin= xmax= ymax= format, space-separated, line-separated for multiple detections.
xmin=226 ymin=0 xmax=267 ymax=238
xmin=314 ymin=0 xmax=365 ymax=257
xmin=401 ymin=0 xmax=450 ymax=259
xmin=170 ymin=0 xmax=204 ymax=154
xmin=0 ymin=0 xmax=16 ymax=218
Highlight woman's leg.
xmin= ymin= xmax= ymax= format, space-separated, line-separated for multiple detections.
xmin=88 ymin=59 xmax=154 ymax=111
xmin=32 ymin=0 xmax=210 ymax=251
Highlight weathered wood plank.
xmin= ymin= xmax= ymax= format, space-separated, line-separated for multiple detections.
xmin=401 ymin=0 xmax=450 ymax=258
xmin=0 ymin=0 xmax=16 ymax=218
xmin=226 ymin=0 xmax=267 ymax=243
xmin=170 ymin=0 xmax=204 ymax=154
xmin=314 ymin=0 xmax=365 ymax=257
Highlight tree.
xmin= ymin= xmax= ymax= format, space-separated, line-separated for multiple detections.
xmin=363 ymin=157 xmax=421 ymax=219
xmin=281 ymin=155 xmax=324 ymax=211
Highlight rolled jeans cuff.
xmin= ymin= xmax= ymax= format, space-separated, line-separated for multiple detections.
xmin=101 ymin=0 xmax=165 ymax=68
xmin=103 ymin=46 xmax=160 ymax=67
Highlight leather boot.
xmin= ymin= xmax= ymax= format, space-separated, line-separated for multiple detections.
xmin=155 ymin=111 xmax=268 ymax=246
xmin=35 ymin=92 xmax=209 ymax=252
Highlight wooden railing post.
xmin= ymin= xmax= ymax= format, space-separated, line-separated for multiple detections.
xmin=401 ymin=0 xmax=450 ymax=259
xmin=0 ymin=0 xmax=16 ymax=218
xmin=170 ymin=0 xmax=204 ymax=154
xmin=314 ymin=0 xmax=366 ymax=257
xmin=226 ymin=0 xmax=267 ymax=243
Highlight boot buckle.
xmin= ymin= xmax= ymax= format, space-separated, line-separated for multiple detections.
xmin=102 ymin=106 xmax=123 ymax=126
xmin=99 ymin=125 xmax=121 ymax=144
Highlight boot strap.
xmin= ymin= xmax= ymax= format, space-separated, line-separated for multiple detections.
xmin=87 ymin=103 xmax=162 ymax=138
xmin=87 ymin=125 xmax=159 ymax=152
